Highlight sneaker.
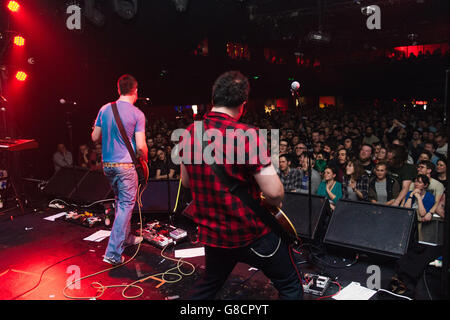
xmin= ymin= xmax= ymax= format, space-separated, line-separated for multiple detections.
xmin=124 ymin=236 xmax=143 ymax=248
xmin=103 ymin=255 xmax=125 ymax=266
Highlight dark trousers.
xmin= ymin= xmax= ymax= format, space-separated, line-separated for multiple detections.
xmin=189 ymin=232 xmax=303 ymax=300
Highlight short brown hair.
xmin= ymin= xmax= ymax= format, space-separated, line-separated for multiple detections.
xmin=117 ymin=74 xmax=138 ymax=96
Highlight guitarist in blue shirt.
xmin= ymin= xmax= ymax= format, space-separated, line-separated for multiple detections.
xmin=92 ymin=74 xmax=148 ymax=265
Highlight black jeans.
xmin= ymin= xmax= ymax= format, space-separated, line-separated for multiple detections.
xmin=189 ymin=232 xmax=303 ymax=300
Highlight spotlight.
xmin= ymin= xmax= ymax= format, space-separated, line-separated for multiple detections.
xmin=113 ymin=0 xmax=138 ymax=20
xmin=15 ymin=71 xmax=27 ymax=81
xmin=172 ymin=0 xmax=189 ymax=13
xmin=84 ymin=0 xmax=105 ymax=27
xmin=7 ymin=1 xmax=20 ymax=13
xmin=13 ymin=35 xmax=25 ymax=46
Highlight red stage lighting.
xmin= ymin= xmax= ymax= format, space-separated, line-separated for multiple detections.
xmin=15 ymin=71 xmax=27 ymax=81
xmin=7 ymin=1 xmax=20 ymax=12
xmin=13 ymin=35 xmax=25 ymax=46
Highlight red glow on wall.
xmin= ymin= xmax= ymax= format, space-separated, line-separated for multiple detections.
xmin=15 ymin=71 xmax=27 ymax=81
xmin=7 ymin=1 xmax=20 ymax=12
xmin=13 ymin=36 xmax=25 ymax=46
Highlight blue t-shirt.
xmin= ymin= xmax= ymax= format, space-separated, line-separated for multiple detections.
xmin=404 ymin=191 xmax=435 ymax=212
xmin=94 ymin=100 xmax=146 ymax=163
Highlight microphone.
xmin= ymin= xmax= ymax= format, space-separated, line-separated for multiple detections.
xmin=290 ymin=81 xmax=300 ymax=95
xmin=59 ymin=98 xmax=77 ymax=106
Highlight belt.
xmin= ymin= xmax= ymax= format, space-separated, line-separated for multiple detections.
xmin=103 ymin=162 xmax=135 ymax=169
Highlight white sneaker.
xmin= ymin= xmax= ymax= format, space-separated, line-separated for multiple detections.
xmin=124 ymin=236 xmax=143 ymax=247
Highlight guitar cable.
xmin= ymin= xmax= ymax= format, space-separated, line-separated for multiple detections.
xmin=63 ymin=183 xmax=147 ymax=300
xmin=63 ymin=177 xmax=192 ymax=299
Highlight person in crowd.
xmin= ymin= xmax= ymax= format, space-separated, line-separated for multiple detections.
xmin=279 ymin=139 xmax=289 ymax=156
xmin=368 ymin=161 xmax=400 ymax=205
xmin=53 ymin=143 xmax=73 ymax=172
xmin=148 ymin=146 xmax=158 ymax=179
xmin=328 ymin=147 xmax=348 ymax=183
xmin=317 ymin=166 xmax=342 ymax=210
xmin=89 ymin=143 xmax=103 ymax=171
xmin=291 ymin=142 xmax=308 ymax=167
xmin=358 ymin=144 xmax=375 ymax=177
xmin=374 ymin=145 xmax=387 ymax=164
xmin=146 ymin=137 xmax=155 ymax=149
xmin=402 ymin=174 xmax=435 ymax=221
xmin=413 ymin=160 xmax=445 ymax=216
xmin=155 ymin=148 xmax=176 ymax=180
xmin=341 ymin=159 xmax=369 ymax=201
xmin=78 ymin=144 xmax=90 ymax=168
xmin=392 ymin=138 xmax=415 ymax=164
xmin=435 ymin=133 xmax=448 ymax=158
xmin=409 ymin=129 xmax=424 ymax=162
xmin=297 ymin=152 xmax=321 ymax=195
xmin=278 ymin=154 xmax=302 ymax=192
xmin=362 ymin=125 xmax=380 ymax=146
xmin=423 ymin=141 xmax=441 ymax=165
xmin=387 ymin=144 xmax=417 ymax=207
xmin=433 ymin=157 xmax=447 ymax=186
xmin=416 ymin=150 xmax=433 ymax=163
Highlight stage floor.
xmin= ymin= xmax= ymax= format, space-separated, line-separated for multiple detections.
xmin=0 ymin=207 xmax=444 ymax=301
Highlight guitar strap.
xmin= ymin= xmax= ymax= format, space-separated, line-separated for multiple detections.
xmin=110 ymin=101 xmax=143 ymax=172
xmin=198 ymin=120 xmax=292 ymax=243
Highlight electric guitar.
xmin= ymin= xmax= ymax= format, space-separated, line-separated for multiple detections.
xmin=136 ymin=156 xmax=149 ymax=187
xmin=182 ymin=195 xmax=299 ymax=243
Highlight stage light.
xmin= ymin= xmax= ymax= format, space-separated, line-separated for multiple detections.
xmin=113 ymin=0 xmax=138 ymax=20
xmin=7 ymin=1 xmax=20 ymax=12
xmin=172 ymin=0 xmax=189 ymax=13
xmin=15 ymin=71 xmax=27 ymax=81
xmin=13 ymin=35 xmax=25 ymax=46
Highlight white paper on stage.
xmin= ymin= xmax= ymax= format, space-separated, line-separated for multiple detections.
xmin=174 ymin=247 xmax=205 ymax=258
xmin=333 ymin=282 xmax=377 ymax=300
xmin=44 ymin=212 xmax=67 ymax=221
xmin=83 ymin=230 xmax=111 ymax=242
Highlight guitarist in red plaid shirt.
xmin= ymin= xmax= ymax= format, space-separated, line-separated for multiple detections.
xmin=180 ymin=71 xmax=303 ymax=300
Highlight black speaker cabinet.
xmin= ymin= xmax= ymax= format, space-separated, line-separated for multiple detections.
xmin=134 ymin=179 xmax=180 ymax=213
xmin=282 ymin=192 xmax=331 ymax=241
xmin=44 ymin=167 xmax=112 ymax=204
xmin=323 ymin=199 xmax=417 ymax=259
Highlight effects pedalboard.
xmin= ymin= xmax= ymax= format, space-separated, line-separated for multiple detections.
xmin=302 ymin=273 xmax=331 ymax=296
xmin=140 ymin=220 xmax=188 ymax=248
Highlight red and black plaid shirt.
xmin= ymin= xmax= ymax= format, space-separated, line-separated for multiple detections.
xmin=181 ymin=111 xmax=272 ymax=248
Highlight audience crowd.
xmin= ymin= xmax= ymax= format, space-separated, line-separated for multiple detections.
xmin=57 ymin=101 xmax=447 ymax=216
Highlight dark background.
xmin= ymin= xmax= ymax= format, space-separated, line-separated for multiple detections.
xmin=0 ymin=0 xmax=448 ymax=179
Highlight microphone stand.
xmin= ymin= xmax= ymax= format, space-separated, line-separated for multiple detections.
xmin=293 ymin=90 xmax=313 ymax=242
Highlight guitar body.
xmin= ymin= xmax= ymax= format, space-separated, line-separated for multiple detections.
xmin=136 ymin=157 xmax=149 ymax=187
xmin=182 ymin=198 xmax=299 ymax=244
xmin=261 ymin=201 xmax=299 ymax=243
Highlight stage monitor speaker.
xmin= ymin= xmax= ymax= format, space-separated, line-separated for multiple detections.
xmin=282 ymin=192 xmax=331 ymax=240
xmin=44 ymin=167 xmax=89 ymax=199
xmin=134 ymin=179 xmax=180 ymax=213
xmin=44 ymin=167 xmax=112 ymax=204
xmin=69 ymin=169 xmax=113 ymax=204
xmin=323 ymin=200 xmax=417 ymax=259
